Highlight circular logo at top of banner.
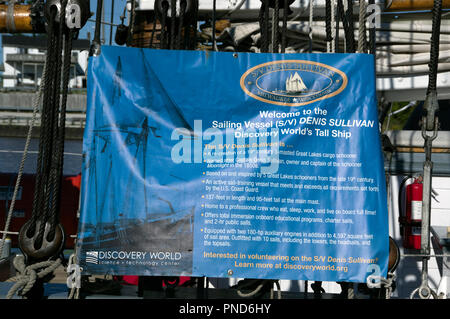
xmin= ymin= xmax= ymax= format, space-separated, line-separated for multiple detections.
xmin=240 ymin=60 xmax=348 ymax=107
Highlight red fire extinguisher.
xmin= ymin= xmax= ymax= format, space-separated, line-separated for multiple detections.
xmin=399 ymin=176 xmax=423 ymax=250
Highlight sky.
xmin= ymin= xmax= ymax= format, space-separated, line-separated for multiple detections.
xmin=81 ymin=0 xmax=128 ymax=44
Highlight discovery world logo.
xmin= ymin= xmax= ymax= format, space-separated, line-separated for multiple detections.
xmin=240 ymin=60 xmax=348 ymax=106
xmin=85 ymin=251 xmax=182 ymax=264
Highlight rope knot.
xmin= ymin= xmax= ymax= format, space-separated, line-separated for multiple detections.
xmin=6 ymin=255 xmax=62 ymax=299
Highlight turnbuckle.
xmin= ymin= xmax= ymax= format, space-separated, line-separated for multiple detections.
xmin=410 ymin=267 xmax=440 ymax=299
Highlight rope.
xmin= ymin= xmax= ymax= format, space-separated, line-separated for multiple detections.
xmin=337 ymin=0 xmax=352 ymax=53
xmin=274 ymin=280 xmax=282 ymax=299
xmin=259 ymin=0 xmax=269 ymax=53
xmin=325 ymin=0 xmax=333 ymax=52
xmin=190 ymin=1 xmax=199 ymax=50
xmin=427 ymin=0 xmax=443 ymax=94
xmin=177 ymin=0 xmax=187 ymax=49
xmin=309 ymin=0 xmax=314 ymax=52
xmin=150 ymin=11 xmax=157 ymax=48
xmin=368 ymin=0 xmax=376 ymax=55
xmin=358 ymin=0 xmax=367 ymax=53
xmin=281 ymin=0 xmax=288 ymax=53
xmin=335 ymin=0 xmax=341 ymax=52
xmin=0 ymin=60 xmax=48 ymax=259
xmin=28 ymin=6 xmax=58 ymax=240
xmin=127 ymin=0 xmax=136 ymax=46
xmin=269 ymin=281 xmax=282 ymax=299
xmin=346 ymin=0 xmax=355 ymax=53
xmin=34 ymin=0 xmax=67 ymax=249
xmin=273 ymin=0 xmax=279 ymax=53
xmin=212 ymin=0 xmax=217 ymax=51
xmin=160 ymin=1 xmax=169 ymax=49
xmin=347 ymin=286 xmax=354 ymax=299
xmin=170 ymin=0 xmax=176 ymax=49
xmin=48 ymin=28 xmax=74 ymax=241
xmin=6 ymin=255 xmax=61 ymax=299
xmin=331 ymin=0 xmax=336 ymax=52
xmin=90 ymin=0 xmax=103 ymax=55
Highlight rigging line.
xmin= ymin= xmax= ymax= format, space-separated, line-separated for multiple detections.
xmin=428 ymin=0 xmax=443 ymax=95
xmin=177 ymin=0 xmax=187 ymax=49
xmin=127 ymin=0 xmax=136 ymax=46
xmin=330 ymin=0 xmax=337 ymax=53
xmin=29 ymin=8 xmax=58 ymax=235
xmin=225 ymin=0 xmax=247 ymax=17
xmin=87 ymin=19 xmax=120 ymax=27
xmin=48 ymin=28 xmax=74 ymax=241
xmin=273 ymin=0 xmax=280 ymax=53
xmin=91 ymin=0 xmax=103 ymax=54
xmin=334 ymin=0 xmax=339 ymax=52
xmin=109 ymin=0 xmax=115 ymax=45
xmin=0 ymin=150 xmax=82 ymax=156
xmin=281 ymin=0 xmax=288 ymax=53
xmin=325 ymin=0 xmax=332 ymax=53
xmin=212 ymin=0 xmax=217 ymax=51
xmin=150 ymin=9 xmax=157 ymax=48
xmin=191 ymin=0 xmax=199 ymax=50
xmin=170 ymin=0 xmax=176 ymax=49
xmin=40 ymin=1 xmax=67 ymax=246
xmin=0 ymin=59 xmax=48 ymax=260
xmin=346 ymin=0 xmax=355 ymax=53
xmin=272 ymin=0 xmax=280 ymax=53
xmin=309 ymin=0 xmax=314 ymax=53
xmin=35 ymin=0 xmax=67 ymax=249
xmin=264 ymin=0 xmax=269 ymax=53
xmin=368 ymin=0 xmax=376 ymax=55
xmin=358 ymin=0 xmax=367 ymax=53
xmin=259 ymin=0 xmax=269 ymax=53
xmin=337 ymin=0 xmax=350 ymax=53
xmin=160 ymin=1 xmax=169 ymax=49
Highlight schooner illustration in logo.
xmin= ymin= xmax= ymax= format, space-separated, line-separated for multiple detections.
xmin=240 ymin=60 xmax=348 ymax=106
xmin=284 ymin=72 xmax=308 ymax=94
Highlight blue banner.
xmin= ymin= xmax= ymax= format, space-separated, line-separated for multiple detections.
xmin=76 ymin=46 xmax=389 ymax=283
